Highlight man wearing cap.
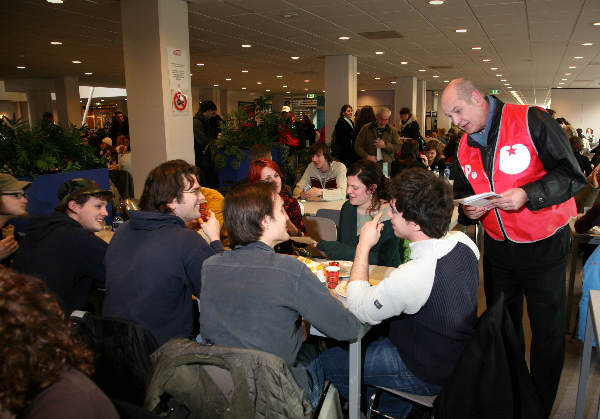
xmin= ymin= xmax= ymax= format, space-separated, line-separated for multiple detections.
xmin=0 ymin=174 xmax=32 ymax=265
xmin=13 ymin=178 xmax=112 ymax=314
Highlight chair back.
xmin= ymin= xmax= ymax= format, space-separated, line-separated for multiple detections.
xmin=315 ymin=209 xmax=341 ymax=227
xmin=303 ymin=216 xmax=337 ymax=241
xmin=71 ymin=311 xmax=159 ymax=406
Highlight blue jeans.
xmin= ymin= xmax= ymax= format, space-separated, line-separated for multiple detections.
xmin=319 ymin=337 xmax=440 ymax=418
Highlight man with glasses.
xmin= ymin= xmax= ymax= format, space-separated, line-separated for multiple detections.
xmin=13 ymin=178 xmax=113 ymax=314
xmin=103 ymin=160 xmax=223 ymax=345
xmin=354 ymin=107 xmax=402 ymax=169
xmin=0 ymin=174 xmax=31 ymax=265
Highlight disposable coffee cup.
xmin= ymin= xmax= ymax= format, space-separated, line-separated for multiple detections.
xmin=326 ymin=266 xmax=340 ymax=289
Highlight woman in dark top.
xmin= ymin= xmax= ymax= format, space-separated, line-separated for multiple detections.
xmin=354 ymin=106 xmax=376 ymax=138
xmin=570 ymin=135 xmax=593 ymax=176
xmin=424 ymin=140 xmax=447 ymax=174
xmin=332 ymin=104 xmax=357 ymax=167
xmin=0 ymin=268 xmax=118 ymax=419
xmin=391 ymin=139 xmax=427 ymax=178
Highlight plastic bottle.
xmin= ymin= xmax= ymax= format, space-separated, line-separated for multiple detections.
xmin=112 ymin=211 xmax=124 ymax=231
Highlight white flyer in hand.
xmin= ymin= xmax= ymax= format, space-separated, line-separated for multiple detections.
xmin=457 ymin=192 xmax=501 ymax=207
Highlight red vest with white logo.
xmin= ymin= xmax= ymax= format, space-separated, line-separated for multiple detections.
xmin=457 ymin=104 xmax=576 ymax=243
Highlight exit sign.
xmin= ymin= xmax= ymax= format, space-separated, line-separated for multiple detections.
xmin=306 ymin=93 xmax=316 ymax=98
xmin=489 ymin=89 xmax=501 ymax=94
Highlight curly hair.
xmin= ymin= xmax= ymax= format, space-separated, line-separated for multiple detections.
xmin=0 ymin=267 xmax=93 ymax=415
xmin=347 ymin=159 xmax=390 ymax=213
xmin=390 ymin=168 xmax=454 ymax=238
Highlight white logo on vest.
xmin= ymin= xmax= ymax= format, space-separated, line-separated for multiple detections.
xmin=498 ymin=144 xmax=531 ymax=175
xmin=463 ymin=164 xmax=479 ymax=180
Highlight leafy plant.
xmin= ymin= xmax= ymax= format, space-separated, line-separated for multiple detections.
xmin=0 ymin=115 xmax=108 ymax=178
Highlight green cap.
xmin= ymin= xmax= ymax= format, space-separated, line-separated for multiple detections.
xmin=0 ymin=173 xmax=32 ymax=192
xmin=57 ymin=178 xmax=112 ymax=203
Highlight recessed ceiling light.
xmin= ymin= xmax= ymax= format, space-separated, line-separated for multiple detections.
xmin=72 ymin=60 xmax=82 ymax=64
xmin=189 ymin=73 xmax=192 ymax=76
xmin=286 ymin=91 xmax=291 ymax=94
xmin=557 ymin=86 xmax=563 ymax=89
xmin=565 ymin=72 xmax=572 ymax=75
xmin=581 ymin=42 xmax=593 ymax=46
xmin=46 ymin=0 xmax=63 ymax=3
xmin=257 ymin=81 xmax=262 ymax=84
xmin=444 ymin=80 xmax=450 ymax=83
xmin=455 ymin=29 xmax=468 ymax=33
xmin=241 ymin=69 xmax=248 ymax=73
xmin=433 ymin=75 xmax=439 ymax=78
xmin=504 ymin=83 xmax=510 ymax=86
xmin=213 ymin=84 xmax=219 ymax=87
xmin=496 ymin=74 xmax=502 ymax=77
xmin=242 ymin=87 xmax=247 ymax=90
xmin=225 ymin=78 xmax=231 ymax=81
xmin=559 ymin=82 xmax=565 ymax=85
xmin=291 ymin=56 xmax=300 ymax=60
xmin=471 ymin=46 xmax=481 ymax=50
xmin=490 ymin=67 xmax=498 ymax=70
xmin=100 ymin=99 xmax=104 ymax=102
xmin=241 ymin=44 xmax=252 ymax=48
xmin=568 ymin=65 xmax=576 ymax=68
xmin=283 ymin=12 xmax=298 ymax=18
xmin=84 ymin=72 xmax=93 ymax=75
xmin=418 ymin=69 xmax=426 ymax=72
xmin=196 ymin=63 xmax=204 ymax=66
xmin=391 ymin=81 xmax=397 ymax=84
xmin=482 ymin=58 xmax=491 ymax=62
xmin=500 ymin=79 xmax=506 ymax=82
xmin=50 ymin=41 xmax=62 ymax=45
xmin=400 ymin=61 xmax=408 ymax=65
xmin=561 ymin=78 xmax=568 ymax=81
xmin=338 ymin=36 xmax=350 ymax=40
xmin=375 ymin=51 xmax=384 ymax=55
xmin=374 ymin=77 xmax=381 ymax=80
xmin=304 ymin=88 xmax=308 ymax=91
xmin=429 ymin=0 xmax=444 ymax=4
xmin=360 ymin=89 xmax=366 ymax=92
xmin=574 ymin=56 xmax=584 ymax=59
xmin=276 ymin=75 xmax=283 ymax=78
xmin=322 ymin=90 xmax=326 ymax=93
xmin=304 ymin=79 xmax=310 ymax=83
xmin=283 ymin=85 xmax=287 ymax=88
xmin=593 ymin=22 xmax=600 ymax=26
xmin=16 ymin=66 xmax=26 ymax=69
xmin=265 ymin=89 xmax=271 ymax=92
xmin=356 ymin=72 xmax=360 ymax=75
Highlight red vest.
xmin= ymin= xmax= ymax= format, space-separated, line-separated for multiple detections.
xmin=457 ymin=104 xmax=576 ymax=243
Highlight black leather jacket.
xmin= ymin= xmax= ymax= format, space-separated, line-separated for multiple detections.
xmin=452 ymin=96 xmax=586 ymax=226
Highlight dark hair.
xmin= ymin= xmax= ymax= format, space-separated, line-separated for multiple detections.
xmin=399 ymin=107 xmax=411 ymax=115
xmin=425 ymin=139 xmax=444 ymax=156
xmin=0 ymin=267 xmax=94 ymax=415
xmin=339 ymin=104 xmax=352 ymax=118
xmin=355 ymin=106 xmax=376 ymax=133
xmin=399 ymin=139 xmax=419 ymax=162
xmin=556 ymin=117 xmax=570 ymax=126
xmin=569 ymin=135 xmax=583 ymax=153
xmin=390 ymin=168 xmax=453 ymax=238
xmin=200 ymin=100 xmax=217 ymax=113
xmin=249 ymin=143 xmax=272 ymax=161
xmin=248 ymin=159 xmax=284 ymax=184
xmin=309 ymin=142 xmax=332 ymax=163
xmin=347 ymin=160 xmax=390 ymax=212
xmin=139 ymin=159 xmax=197 ymax=213
xmin=55 ymin=192 xmax=109 ymax=214
xmin=224 ymin=182 xmax=277 ymax=247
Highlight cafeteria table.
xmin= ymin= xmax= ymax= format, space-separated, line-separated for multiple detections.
xmin=301 ymin=199 xmax=346 ymax=216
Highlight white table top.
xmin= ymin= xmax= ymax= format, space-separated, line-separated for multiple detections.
xmin=300 ymin=199 xmax=346 ymax=216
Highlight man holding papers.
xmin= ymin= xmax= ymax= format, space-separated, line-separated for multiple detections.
xmin=442 ymin=78 xmax=585 ymax=416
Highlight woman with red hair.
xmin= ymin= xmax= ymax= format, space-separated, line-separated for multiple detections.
xmin=248 ymin=159 xmax=305 ymax=237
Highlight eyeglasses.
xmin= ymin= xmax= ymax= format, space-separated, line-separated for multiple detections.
xmin=182 ymin=188 xmax=202 ymax=196
xmin=1 ymin=192 xmax=27 ymax=199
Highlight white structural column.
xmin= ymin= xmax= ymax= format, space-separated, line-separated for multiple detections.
xmin=25 ymin=89 xmax=52 ymax=127
xmin=54 ymin=75 xmax=81 ymax=128
xmin=415 ymin=79 xmax=426 ymax=136
xmin=325 ymin=55 xmax=357 ymax=144
xmin=121 ymin=0 xmax=194 ymax=196
xmin=393 ymin=76 xmax=417 ymax=129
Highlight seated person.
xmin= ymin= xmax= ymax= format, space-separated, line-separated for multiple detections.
xmin=249 ymin=159 xmax=305 ymax=237
xmin=319 ymin=169 xmax=480 ymax=418
xmin=294 ymin=143 xmax=347 ymax=201
xmin=200 ymin=182 xmax=365 ymax=409
xmin=13 ymin=179 xmax=112 ymax=315
xmin=0 ymin=267 xmax=118 ymax=419
xmin=0 ymin=174 xmax=31 ymax=266
xmin=103 ymin=160 xmax=223 ymax=345
xmin=390 ymin=139 xmax=427 ymax=178
xmin=424 ymin=140 xmax=447 ymax=174
xmin=315 ymin=159 xmax=403 ymax=267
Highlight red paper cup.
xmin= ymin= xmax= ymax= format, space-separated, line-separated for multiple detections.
xmin=199 ymin=201 xmax=208 ymax=221
xmin=326 ymin=266 xmax=340 ymax=289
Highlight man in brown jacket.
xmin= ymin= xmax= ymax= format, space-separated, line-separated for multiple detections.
xmin=354 ymin=107 xmax=402 ymax=168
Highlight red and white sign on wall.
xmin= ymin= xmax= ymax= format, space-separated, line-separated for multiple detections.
xmin=168 ymin=48 xmax=191 ymax=116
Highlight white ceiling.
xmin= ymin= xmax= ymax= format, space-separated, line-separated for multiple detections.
xmin=1 ymin=0 xmax=599 ymax=106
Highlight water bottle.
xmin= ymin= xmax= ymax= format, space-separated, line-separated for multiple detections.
xmin=112 ymin=211 xmax=124 ymax=231
xmin=443 ymin=165 xmax=451 ymax=180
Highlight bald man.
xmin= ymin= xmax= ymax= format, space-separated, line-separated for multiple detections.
xmin=441 ymin=78 xmax=585 ymax=416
